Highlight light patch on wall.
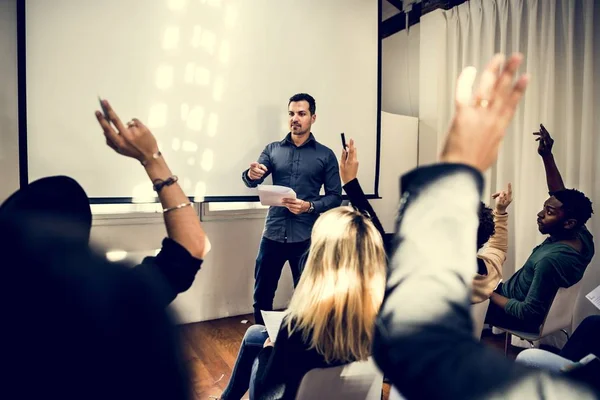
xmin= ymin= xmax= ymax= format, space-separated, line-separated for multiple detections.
xmin=172 ymin=138 xmax=181 ymax=151
xmin=148 ymin=103 xmax=168 ymax=128
xmin=201 ymin=149 xmax=214 ymax=171
xmin=167 ymin=0 xmax=187 ymax=11
xmin=195 ymin=66 xmax=211 ymax=85
xmin=184 ymin=62 xmax=196 ymax=84
xmin=182 ymin=140 xmax=198 ymax=152
xmin=224 ymin=5 xmax=238 ymax=28
xmin=155 ymin=64 xmax=174 ymax=89
xmin=131 ymin=182 xmax=157 ymax=204
xmin=187 ymin=106 xmax=205 ymax=131
xmin=193 ymin=181 xmax=207 ymax=202
xmin=181 ymin=103 xmax=190 ymax=120
xmin=218 ymin=40 xmax=230 ymax=65
xmin=191 ymin=25 xmax=202 ymax=48
xmin=187 ymin=157 xmax=196 ymax=166
xmin=213 ymin=76 xmax=225 ymax=102
xmin=106 ymin=250 xmax=128 ymax=262
xmin=183 ymin=177 xmax=192 ymax=190
xmin=162 ymin=26 xmax=180 ymax=50
xmin=206 ymin=112 xmax=218 ymax=137
xmin=200 ymin=30 xmax=217 ymax=55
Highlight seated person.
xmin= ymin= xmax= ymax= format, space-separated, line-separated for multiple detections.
xmin=2 ymin=213 xmax=190 ymax=400
xmin=517 ymin=315 xmax=600 ymax=371
xmin=486 ymin=125 xmax=594 ymax=333
xmin=0 ymin=100 xmax=210 ymax=307
xmin=517 ymin=315 xmax=600 ymax=391
xmin=472 ymin=184 xmax=512 ymax=303
xmin=219 ymin=206 xmax=387 ymax=400
xmin=373 ymin=53 xmax=598 ymax=399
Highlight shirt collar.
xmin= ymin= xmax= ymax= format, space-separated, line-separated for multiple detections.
xmin=281 ymin=132 xmax=317 ymax=147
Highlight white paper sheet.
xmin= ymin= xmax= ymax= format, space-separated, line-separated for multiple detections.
xmin=260 ymin=310 xmax=286 ymax=342
xmin=585 ymin=284 xmax=600 ymax=310
xmin=257 ymin=185 xmax=296 ymax=206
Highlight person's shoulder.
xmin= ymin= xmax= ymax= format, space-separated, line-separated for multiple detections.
xmin=313 ymin=141 xmax=337 ymax=157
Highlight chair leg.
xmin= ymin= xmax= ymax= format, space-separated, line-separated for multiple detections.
xmin=504 ymin=332 xmax=509 ymax=355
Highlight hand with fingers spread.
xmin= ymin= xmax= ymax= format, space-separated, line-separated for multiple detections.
xmin=492 ymin=183 xmax=513 ymax=214
xmin=281 ymin=198 xmax=310 ymax=215
xmin=440 ymin=53 xmax=530 ymax=172
xmin=340 ymin=138 xmax=359 ymax=185
xmin=248 ymin=162 xmax=268 ymax=180
xmin=95 ymin=100 xmax=159 ymax=165
xmin=533 ymin=123 xmax=554 ymax=157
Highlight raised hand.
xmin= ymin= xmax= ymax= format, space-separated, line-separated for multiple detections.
xmin=95 ymin=100 xmax=159 ymax=164
xmin=440 ymin=53 xmax=529 ymax=172
xmin=340 ymin=138 xmax=359 ymax=185
xmin=492 ymin=183 xmax=513 ymax=214
xmin=533 ymin=123 xmax=554 ymax=157
xmin=248 ymin=162 xmax=268 ymax=180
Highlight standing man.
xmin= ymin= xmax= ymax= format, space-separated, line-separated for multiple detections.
xmin=242 ymin=93 xmax=342 ymax=324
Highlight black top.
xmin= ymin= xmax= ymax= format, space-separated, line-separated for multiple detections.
xmin=133 ymin=237 xmax=204 ymax=307
xmin=253 ymin=321 xmax=348 ymax=400
xmin=252 ymin=178 xmax=379 ymax=399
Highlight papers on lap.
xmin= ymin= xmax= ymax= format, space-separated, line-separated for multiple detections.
xmin=261 ymin=310 xmax=286 ymax=342
xmin=257 ymin=185 xmax=296 ymax=206
xmin=586 ymin=284 xmax=600 ymax=310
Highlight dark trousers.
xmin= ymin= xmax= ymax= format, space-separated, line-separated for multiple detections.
xmin=253 ymin=237 xmax=310 ymax=325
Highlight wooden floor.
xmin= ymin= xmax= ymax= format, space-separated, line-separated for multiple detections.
xmin=179 ymin=315 xmax=522 ymax=400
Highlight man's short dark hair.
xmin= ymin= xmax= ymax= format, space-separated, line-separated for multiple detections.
xmin=288 ymin=93 xmax=316 ymax=115
xmin=477 ymin=202 xmax=495 ymax=249
xmin=552 ymin=189 xmax=594 ymax=227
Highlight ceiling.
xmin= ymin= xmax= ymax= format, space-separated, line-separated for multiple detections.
xmin=382 ymin=0 xmax=402 ymax=21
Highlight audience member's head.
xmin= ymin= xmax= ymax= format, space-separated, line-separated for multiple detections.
xmin=0 ymin=176 xmax=92 ymax=243
xmin=538 ymin=189 xmax=593 ymax=235
xmin=285 ymin=206 xmax=386 ymax=363
xmin=477 ymin=202 xmax=495 ymax=249
xmin=2 ymin=213 xmax=188 ymax=400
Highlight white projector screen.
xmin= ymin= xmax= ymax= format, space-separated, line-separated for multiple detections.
xmin=26 ymin=0 xmax=379 ymax=201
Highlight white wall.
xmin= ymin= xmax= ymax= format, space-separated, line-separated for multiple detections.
xmin=382 ymin=24 xmax=420 ymax=118
xmin=0 ymin=0 xmax=20 ymax=199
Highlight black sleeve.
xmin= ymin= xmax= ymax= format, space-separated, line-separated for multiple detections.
xmin=252 ymin=327 xmax=289 ymax=400
xmin=132 ymin=238 xmax=203 ymax=307
xmin=343 ymin=178 xmax=385 ymax=238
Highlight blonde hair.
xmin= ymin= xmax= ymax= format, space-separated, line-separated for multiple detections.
xmin=285 ymin=206 xmax=386 ymax=364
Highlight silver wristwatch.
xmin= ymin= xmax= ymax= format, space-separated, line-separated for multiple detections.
xmin=308 ymin=202 xmax=315 ymax=213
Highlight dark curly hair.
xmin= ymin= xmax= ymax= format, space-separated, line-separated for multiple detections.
xmin=477 ymin=202 xmax=495 ymax=249
xmin=552 ymin=189 xmax=594 ymax=227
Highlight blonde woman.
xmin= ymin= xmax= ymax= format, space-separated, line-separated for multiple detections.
xmin=219 ymin=207 xmax=386 ymax=400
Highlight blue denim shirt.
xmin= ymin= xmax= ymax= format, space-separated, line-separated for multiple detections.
xmin=242 ymin=133 xmax=342 ymax=243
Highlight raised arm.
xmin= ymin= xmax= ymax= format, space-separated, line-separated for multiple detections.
xmin=96 ymin=101 xmax=209 ymax=304
xmin=534 ymin=124 xmax=565 ymax=192
xmin=340 ymin=138 xmax=385 ymax=238
xmin=486 ymin=183 xmax=512 ymax=253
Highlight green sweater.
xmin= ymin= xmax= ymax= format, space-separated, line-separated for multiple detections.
xmin=500 ymin=226 xmax=594 ymax=327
